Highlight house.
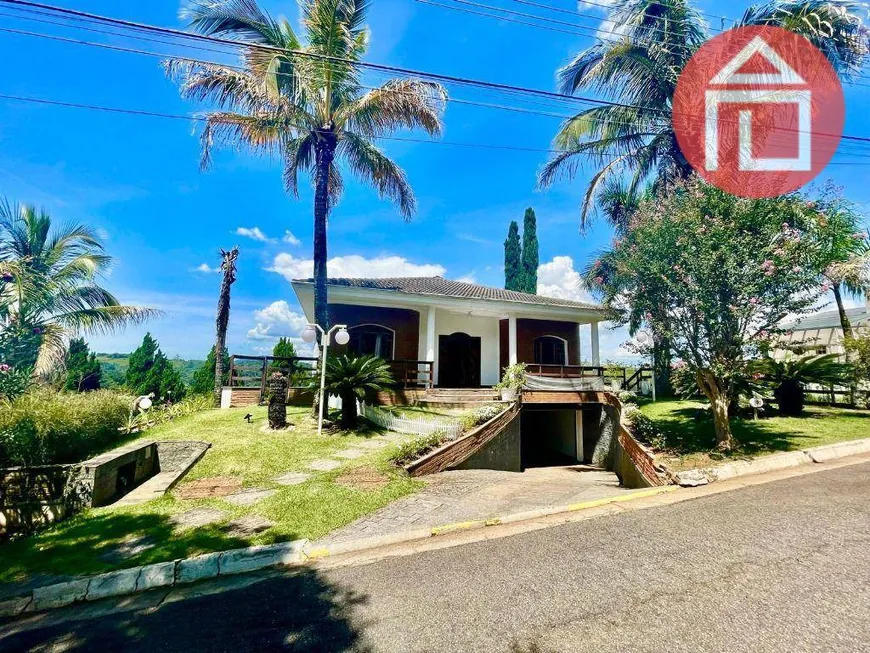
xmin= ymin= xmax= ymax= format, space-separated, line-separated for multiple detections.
xmin=290 ymin=276 xmax=605 ymax=388
xmin=775 ymin=304 xmax=870 ymax=361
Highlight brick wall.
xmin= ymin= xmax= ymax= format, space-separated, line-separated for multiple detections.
xmin=499 ymin=318 xmax=581 ymax=371
xmin=329 ymin=304 xmax=420 ymax=360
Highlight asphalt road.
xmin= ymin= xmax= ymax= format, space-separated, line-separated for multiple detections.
xmin=3 ymin=462 xmax=870 ymax=652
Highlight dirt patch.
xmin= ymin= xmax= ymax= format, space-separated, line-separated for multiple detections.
xmin=335 ymin=466 xmax=390 ymax=491
xmin=175 ymin=476 xmax=242 ymax=499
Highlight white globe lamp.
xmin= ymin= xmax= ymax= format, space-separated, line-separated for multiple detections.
xmin=334 ymin=328 xmax=350 ymax=346
xmin=301 ymin=326 xmax=317 ymax=344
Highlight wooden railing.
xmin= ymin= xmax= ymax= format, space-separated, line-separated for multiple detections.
xmin=388 ymin=360 xmax=434 ymax=389
xmin=525 ymin=364 xmax=605 ymax=379
xmin=228 ymin=355 xmax=319 ymax=402
xmin=624 ymin=367 xmax=653 ymax=394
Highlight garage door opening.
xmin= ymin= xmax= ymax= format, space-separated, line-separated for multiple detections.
xmin=521 ymin=407 xmax=584 ymax=469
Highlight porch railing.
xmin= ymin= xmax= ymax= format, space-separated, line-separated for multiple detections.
xmin=387 ymin=360 xmax=434 ymax=389
xmin=624 ymin=367 xmax=653 ymax=394
xmin=228 ymin=355 xmax=319 ymax=402
xmin=525 ymin=364 xmax=605 ymax=379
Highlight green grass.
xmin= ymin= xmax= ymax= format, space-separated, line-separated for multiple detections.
xmin=379 ymin=405 xmax=463 ymax=419
xmin=639 ymin=398 xmax=870 ymax=471
xmin=0 ymin=406 xmax=422 ymax=587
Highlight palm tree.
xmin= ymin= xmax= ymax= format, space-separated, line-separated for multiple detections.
xmin=0 ymin=199 xmax=156 ymax=374
xmin=213 ymin=246 xmax=239 ymax=406
xmin=750 ymin=353 xmax=853 ymax=415
xmin=324 ymin=354 xmax=394 ymax=428
xmin=540 ymin=0 xmax=868 ymax=229
xmin=168 ymin=0 xmax=447 ymax=333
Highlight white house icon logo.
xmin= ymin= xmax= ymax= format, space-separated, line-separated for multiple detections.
xmin=673 ymin=26 xmax=844 ymax=198
xmin=705 ymin=36 xmax=811 ymax=172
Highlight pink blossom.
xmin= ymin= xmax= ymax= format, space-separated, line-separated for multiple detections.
xmin=749 ymin=297 xmax=759 ymax=305
xmin=594 ymin=276 xmax=604 ymax=285
xmin=0 ymin=364 xmax=10 ymax=373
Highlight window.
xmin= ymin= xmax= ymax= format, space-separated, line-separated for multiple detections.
xmin=347 ymin=325 xmax=395 ymax=359
xmin=534 ymin=336 xmax=567 ymax=366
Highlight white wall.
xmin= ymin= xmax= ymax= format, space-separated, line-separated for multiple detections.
xmin=434 ymin=311 xmax=501 ymax=386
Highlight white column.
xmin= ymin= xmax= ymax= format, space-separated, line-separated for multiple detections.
xmin=426 ymin=308 xmax=437 ymax=387
xmin=590 ymin=321 xmax=600 ymax=366
xmin=508 ymin=313 xmax=518 ymax=366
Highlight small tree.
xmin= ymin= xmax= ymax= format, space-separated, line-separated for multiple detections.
xmin=324 ymin=355 xmax=394 ymax=429
xmin=589 ymin=178 xmax=828 ymax=450
xmin=504 ymin=221 xmax=522 ymax=291
xmin=521 ymin=207 xmax=539 ymax=294
xmin=126 ymin=333 xmax=159 ymax=392
xmin=190 ymin=345 xmax=229 ymax=395
xmin=63 ymin=337 xmax=101 ymax=392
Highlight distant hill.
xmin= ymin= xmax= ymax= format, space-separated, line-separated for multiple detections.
xmin=96 ymin=353 xmax=205 ymax=388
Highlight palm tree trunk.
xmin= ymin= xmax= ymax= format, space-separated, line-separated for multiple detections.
xmin=313 ymin=137 xmax=335 ymax=334
xmin=833 ymin=283 xmax=853 ymax=340
xmin=213 ymin=248 xmax=239 ymax=407
xmin=311 ymin=136 xmax=335 ymax=420
xmin=832 ymin=282 xmax=857 ymax=405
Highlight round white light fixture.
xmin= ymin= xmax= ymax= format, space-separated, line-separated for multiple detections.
xmin=301 ymin=326 xmax=317 ymax=344
xmin=635 ymin=331 xmax=651 ymax=346
xmin=749 ymin=396 xmax=764 ymax=409
xmin=334 ymin=328 xmax=350 ymax=346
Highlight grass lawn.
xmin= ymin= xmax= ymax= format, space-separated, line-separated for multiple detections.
xmin=379 ymin=405 xmax=464 ymax=419
xmin=639 ymin=398 xmax=870 ymax=471
xmin=0 ymin=406 xmax=422 ymax=589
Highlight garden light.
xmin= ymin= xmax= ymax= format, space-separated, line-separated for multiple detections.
xmin=334 ymin=327 xmax=350 ymax=346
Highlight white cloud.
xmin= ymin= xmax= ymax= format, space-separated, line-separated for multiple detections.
xmin=456 ymin=274 xmax=477 ymax=284
xmin=246 ymin=300 xmax=309 ymax=342
xmin=267 ymin=253 xmax=446 ymax=282
xmin=235 ymin=226 xmax=274 ymax=243
xmin=194 ymin=263 xmax=221 ymax=274
xmin=282 ymin=230 xmax=302 ymax=246
xmin=537 ymin=256 xmax=594 ymax=304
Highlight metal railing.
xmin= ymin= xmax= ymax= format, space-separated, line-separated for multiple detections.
xmin=524 ymin=364 xmax=605 ymax=379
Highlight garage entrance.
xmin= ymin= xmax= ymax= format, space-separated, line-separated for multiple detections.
xmin=521 ymin=406 xmax=584 ymax=469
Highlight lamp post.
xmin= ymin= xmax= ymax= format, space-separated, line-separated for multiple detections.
xmin=634 ymin=330 xmax=656 ymax=402
xmin=301 ymin=323 xmax=350 ymax=436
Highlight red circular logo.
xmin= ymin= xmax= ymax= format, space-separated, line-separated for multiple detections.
xmin=673 ymin=26 xmax=844 ymax=198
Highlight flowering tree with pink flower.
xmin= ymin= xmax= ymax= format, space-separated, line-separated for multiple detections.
xmin=586 ymin=178 xmax=829 ymax=450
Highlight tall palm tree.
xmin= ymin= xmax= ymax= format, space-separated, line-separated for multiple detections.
xmin=168 ymin=0 xmax=447 ymax=333
xmin=540 ymin=0 xmax=868 ymax=229
xmin=213 ymin=246 xmax=239 ymax=406
xmin=0 ymin=199 xmax=156 ymax=374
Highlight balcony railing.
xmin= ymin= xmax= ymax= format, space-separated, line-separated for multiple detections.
xmin=525 ymin=364 xmax=605 ymax=379
xmin=388 ymin=360 xmax=434 ymax=389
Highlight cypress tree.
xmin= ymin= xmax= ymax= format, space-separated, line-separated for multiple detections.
xmin=504 ymin=220 xmax=522 ymax=291
xmin=521 ymin=207 xmax=539 ymax=294
xmin=64 ymin=337 xmax=102 ymax=392
xmin=190 ymin=346 xmax=229 ymax=395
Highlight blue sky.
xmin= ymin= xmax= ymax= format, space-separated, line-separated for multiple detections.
xmin=1 ymin=0 xmax=868 ymax=362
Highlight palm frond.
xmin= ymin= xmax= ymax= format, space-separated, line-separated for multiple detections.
xmin=339 ymin=132 xmax=415 ymax=218
xmin=339 ymin=78 xmax=446 ymax=138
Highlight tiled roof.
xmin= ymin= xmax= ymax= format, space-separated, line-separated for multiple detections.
xmin=293 ymin=276 xmax=600 ymax=310
xmin=781 ymin=307 xmax=870 ymax=331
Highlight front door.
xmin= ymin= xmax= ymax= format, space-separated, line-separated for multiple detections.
xmin=438 ymin=332 xmax=481 ymax=387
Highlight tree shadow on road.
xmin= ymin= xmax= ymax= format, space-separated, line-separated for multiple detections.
xmin=2 ymin=568 xmax=370 ymax=652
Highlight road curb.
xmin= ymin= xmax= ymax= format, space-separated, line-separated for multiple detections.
xmin=4 ymin=441 xmax=868 ymax=619
xmin=1 ymin=487 xmax=676 ymax=618
xmin=672 ymin=438 xmax=870 ymax=487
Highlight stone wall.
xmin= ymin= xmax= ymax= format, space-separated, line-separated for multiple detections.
xmin=0 ymin=464 xmax=90 ymax=538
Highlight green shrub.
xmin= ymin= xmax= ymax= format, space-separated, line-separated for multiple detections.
xmin=389 ymin=430 xmax=449 ymax=466
xmin=458 ymin=403 xmax=505 ymax=431
xmin=617 ymin=390 xmax=638 ymax=404
xmin=0 ymin=363 xmax=32 ymax=401
xmin=0 ymin=389 xmax=131 ymax=466
xmin=621 ymin=403 xmax=665 ymax=449
xmin=123 ymin=393 xmax=214 ymax=433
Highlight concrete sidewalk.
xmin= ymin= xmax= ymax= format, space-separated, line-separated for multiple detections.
xmin=316 ymin=465 xmax=639 ymax=546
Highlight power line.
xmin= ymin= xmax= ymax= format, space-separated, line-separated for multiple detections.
xmin=4 ymin=90 xmax=870 ymax=163
xmin=1 ymin=0 xmax=869 ymax=147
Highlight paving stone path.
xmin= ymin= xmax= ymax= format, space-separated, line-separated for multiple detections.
xmin=224 ymin=515 xmax=275 ymax=537
xmin=274 ymin=472 xmax=311 ymax=486
xmin=316 ymin=466 xmax=639 ymax=546
xmin=307 ymin=458 xmax=343 ymax=472
xmin=171 ymin=507 xmax=228 ymax=530
xmin=334 ymin=448 xmax=366 ymax=460
xmin=223 ymin=488 xmax=277 ymax=506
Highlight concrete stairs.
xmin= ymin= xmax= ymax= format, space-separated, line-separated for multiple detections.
xmin=419 ymin=388 xmax=500 ymax=409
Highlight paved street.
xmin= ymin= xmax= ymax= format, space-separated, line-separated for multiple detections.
xmin=3 ymin=461 xmax=869 ymax=652
xmin=318 ymin=465 xmax=631 ymax=545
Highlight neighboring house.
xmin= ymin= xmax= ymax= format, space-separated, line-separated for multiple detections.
xmin=775 ymin=305 xmax=870 ymax=361
xmin=290 ymin=276 xmax=605 ymax=388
